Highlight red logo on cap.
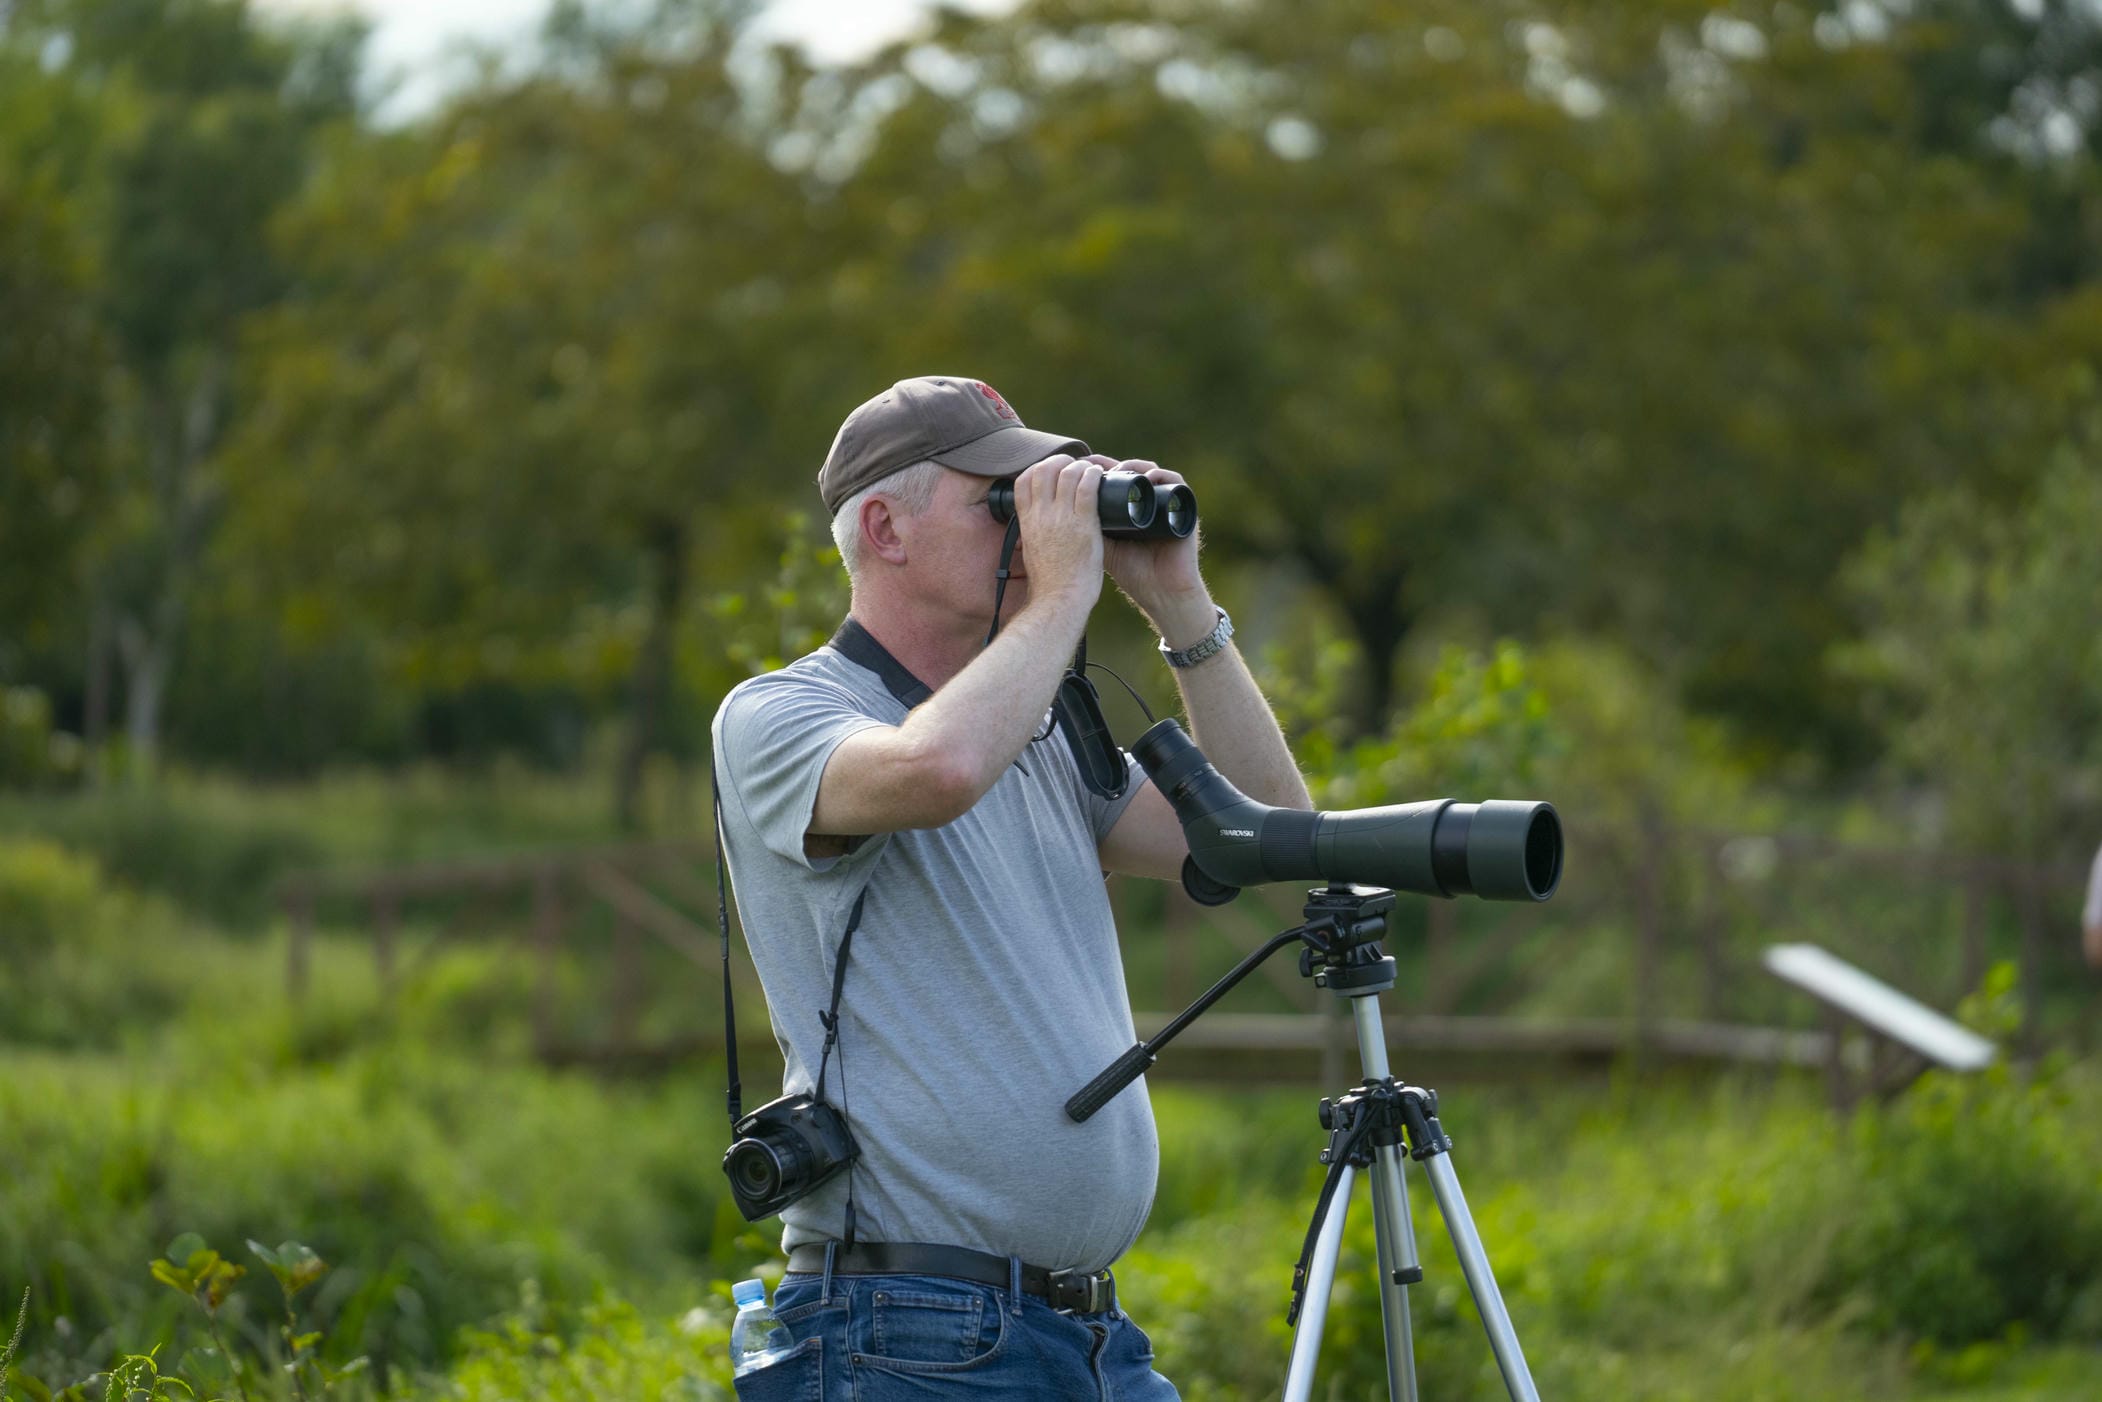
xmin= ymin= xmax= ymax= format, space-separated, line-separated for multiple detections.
xmin=977 ymin=382 xmax=1019 ymax=421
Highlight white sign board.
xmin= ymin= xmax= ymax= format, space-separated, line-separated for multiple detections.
xmin=1763 ymin=943 xmax=1997 ymax=1071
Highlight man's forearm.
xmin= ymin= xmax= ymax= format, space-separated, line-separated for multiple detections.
xmin=1154 ymin=593 xmax=1313 ymax=811
xmin=902 ymin=588 xmax=1092 ymax=797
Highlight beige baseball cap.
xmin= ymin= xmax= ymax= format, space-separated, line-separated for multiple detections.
xmin=817 ymin=375 xmax=1090 ymax=515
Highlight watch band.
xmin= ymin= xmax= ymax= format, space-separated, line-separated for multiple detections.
xmin=1159 ymin=606 xmax=1233 ymax=669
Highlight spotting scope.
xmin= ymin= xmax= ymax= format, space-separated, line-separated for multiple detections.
xmin=1131 ymin=719 xmax=1562 ymax=903
xmin=987 ymin=471 xmax=1197 ymax=540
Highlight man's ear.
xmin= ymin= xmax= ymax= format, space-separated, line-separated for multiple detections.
xmin=862 ymin=496 xmax=909 ymax=566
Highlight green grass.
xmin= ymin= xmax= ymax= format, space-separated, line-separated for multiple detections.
xmin=4 ymin=792 xmax=2102 ymax=1400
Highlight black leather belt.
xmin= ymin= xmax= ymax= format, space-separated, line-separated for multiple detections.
xmin=784 ymin=1240 xmax=1117 ymax=1315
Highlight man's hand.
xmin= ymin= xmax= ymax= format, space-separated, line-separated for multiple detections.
xmin=1094 ymin=456 xmax=1214 ymax=646
xmin=1013 ymin=455 xmax=1106 ymax=611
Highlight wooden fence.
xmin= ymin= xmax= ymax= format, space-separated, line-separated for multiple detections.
xmin=278 ymin=824 xmax=2095 ymax=1073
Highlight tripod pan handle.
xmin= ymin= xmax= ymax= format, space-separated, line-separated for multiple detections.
xmin=1065 ymin=1044 xmax=1156 ymax=1122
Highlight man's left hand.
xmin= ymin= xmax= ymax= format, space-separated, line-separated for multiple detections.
xmin=1091 ymin=456 xmax=1216 ymax=647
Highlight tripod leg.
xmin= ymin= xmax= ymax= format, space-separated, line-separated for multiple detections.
xmin=1367 ymin=1145 xmax=1420 ymax=1402
xmin=1420 ymin=1153 xmax=1541 ymax=1402
xmin=1283 ymin=1164 xmax=1352 ymax=1402
xmin=1352 ymin=998 xmax=1420 ymax=1402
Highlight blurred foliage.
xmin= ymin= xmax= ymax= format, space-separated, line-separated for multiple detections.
xmin=0 ymin=837 xmax=240 ymax=1048
xmin=690 ymin=514 xmax=847 ymax=693
xmin=1262 ymin=621 xmax=1764 ymax=830
xmin=0 ymin=0 xmax=365 ymax=780
xmin=1835 ymin=410 xmax=2102 ymax=863
xmin=0 ymin=689 xmax=83 ymax=790
xmin=8 ymin=5 xmax=2102 ymax=1391
xmin=0 ymin=796 xmax=319 ymax=930
xmin=1272 ymin=636 xmax=1564 ymax=806
xmin=1818 ymin=982 xmax=2102 ymax=1346
xmin=5 ymin=0 xmax=2102 ymax=821
xmin=1 ymin=842 xmax=2098 ymax=1399
xmin=0 ymin=146 xmax=106 ymax=644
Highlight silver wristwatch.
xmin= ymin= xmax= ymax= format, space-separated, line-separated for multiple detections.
xmin=1159 ymin=607 xmax=1233 ymax=669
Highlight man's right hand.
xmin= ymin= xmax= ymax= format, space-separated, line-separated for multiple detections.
xmin=1011 ymin=455 xmax=1105 ymax=610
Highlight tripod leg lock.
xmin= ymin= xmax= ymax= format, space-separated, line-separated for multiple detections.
xmin=1399 ymin=1087 xmax=1453 ymax=1160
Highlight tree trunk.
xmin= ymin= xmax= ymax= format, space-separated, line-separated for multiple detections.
xmin=105 ymin=354 xmax=224 ymax=785
xmin=116 ymin=612 xmax=173 ymax=783
xmin=1297 ymin=543 xmax=1412 ymax=736
xmin=614 ymin=522 xmax=689 ymax=832
xmin=1344 ymin=604 xmax=1406 ymax=735
xmin=1320 ymin=559 xmax=1420 ymax=739
xmin=84 ymin=600 xmax=114 ymax=785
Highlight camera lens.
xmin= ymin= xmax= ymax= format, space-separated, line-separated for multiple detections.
xmin=725 ymin=1138 xmax=792 ymax=1202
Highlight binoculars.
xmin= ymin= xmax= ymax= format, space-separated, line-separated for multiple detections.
xmin=987 ymin=470 xmax=1197 ymax=540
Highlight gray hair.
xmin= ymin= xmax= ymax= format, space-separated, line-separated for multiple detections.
xmin=830 ymin=459 xmax=947 ymax=580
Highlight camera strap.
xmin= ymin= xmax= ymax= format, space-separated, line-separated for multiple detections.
xmin=711 ymin=769 xmax=866 ymax=1116
xmin=811 ymin=888 xmax=865 ymax=1106
xmin=713 ymin=768 xmax=743 ymax=1131
xmin=713 ymin=766 xmax=868 ymax=1247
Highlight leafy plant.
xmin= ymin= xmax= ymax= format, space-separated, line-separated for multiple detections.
xmin=2 ymin=1288 xmax=26 ymax=1397
xmin=147 ymin=1236 xmax=252 ymax=1402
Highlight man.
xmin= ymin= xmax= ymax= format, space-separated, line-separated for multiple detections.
xmin=710 ymin=375 xmax=1311 ymax=1399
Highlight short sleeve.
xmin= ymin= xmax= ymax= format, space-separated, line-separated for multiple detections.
xmin=713 ymin=672 xmax=889 ymax=872
xmin=1084 ymin=750 xmax=1146 ymax=844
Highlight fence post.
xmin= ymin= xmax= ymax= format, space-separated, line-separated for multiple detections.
xmin=1697 ymin=835 xmax=1727 ymax=1019
xmin=2014 ymin=863 xmax=2046 ymax=1056
xmin=1164 ymin=889 xmax=1193 ymax=1010
xmin=611 ymin=904 xmax=640 ymax=1055
xmin=1822 ymin=1005 xmax=1853 ymax=1114
xmin=1632 ymin=816 xmax=1665 ymax=1052
xmin=1425 ymin=900 xmax=1455 ymax=1013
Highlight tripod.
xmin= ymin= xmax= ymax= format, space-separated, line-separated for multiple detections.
xmin=1068 ymin=884 xmax=1539 ymax=1402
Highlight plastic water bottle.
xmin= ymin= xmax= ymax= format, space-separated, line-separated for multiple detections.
xmin=729 ymin=1278 xmax=791 ymax=1378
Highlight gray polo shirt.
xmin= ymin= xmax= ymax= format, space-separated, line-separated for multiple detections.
xmin=710 ymin=637 xmax=1157 ymax=1273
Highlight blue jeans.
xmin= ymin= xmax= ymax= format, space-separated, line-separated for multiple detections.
xmin=731 ymin=1254 xmax=1180 ymax=1401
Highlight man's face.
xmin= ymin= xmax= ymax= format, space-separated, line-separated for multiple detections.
xmin=895 ymin=466 xmax=1030 ymax=627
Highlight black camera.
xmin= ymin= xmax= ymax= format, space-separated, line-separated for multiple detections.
xmin=721 ymin=1092 xmax=860 ymax=1222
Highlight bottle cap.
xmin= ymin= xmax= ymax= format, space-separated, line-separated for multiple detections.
xmin=732 ymin=1279 xmax=767 ymax=1307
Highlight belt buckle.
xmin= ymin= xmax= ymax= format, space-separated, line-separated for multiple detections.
xmin=1046 ymin=1267 xmax=1112 ymax=1315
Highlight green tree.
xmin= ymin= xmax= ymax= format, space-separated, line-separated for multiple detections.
xmin=0 ymin=110 xmax=107 ymax=659
xmin=0 ymin=0 xmax=364 ymax=778
xmin=806 ymin=0 xmax=2101 ymax=757
xmin=224 ymin=5 xmax=869 ymax=824
xmin=1836 ymin=405 xmax=2102 ymax=863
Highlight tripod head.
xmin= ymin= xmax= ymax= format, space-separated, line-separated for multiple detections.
xmin=1296 ymin=884 xmax=1399 ymax=996
xmin=1067 ymin=883 xmax=1409 ymax=1122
